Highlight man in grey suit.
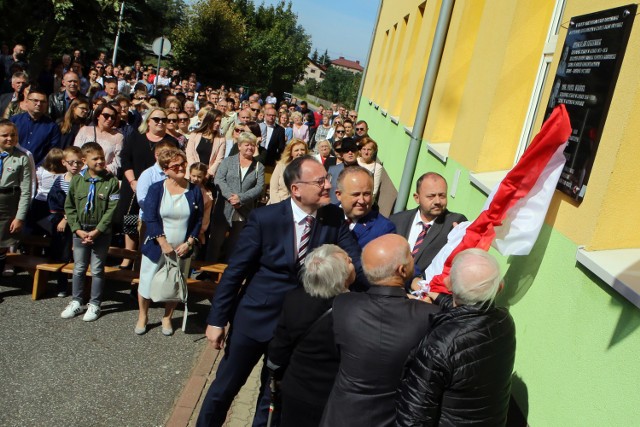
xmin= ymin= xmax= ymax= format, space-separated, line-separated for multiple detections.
xmin=390 ymin=172 xmax=467 ymax=278
xmin=321 ymin=234 xmax=439 ymax=427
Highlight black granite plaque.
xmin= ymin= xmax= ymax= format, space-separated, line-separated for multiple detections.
xmin=545 ymin=4 xmax=636 ymax=201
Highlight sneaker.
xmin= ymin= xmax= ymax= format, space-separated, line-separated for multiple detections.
xmin=83 ymin=303 xmax=101 ymax=322
xmin=57 ymin=290 xmax=68 ymax=298
xmin=61 ymin=300 xmax=83 ymax=319
xmin=2 ymin=267 xmax=15 ymax=277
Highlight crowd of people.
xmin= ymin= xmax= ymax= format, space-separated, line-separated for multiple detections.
xmin=0 ymin=43 xmax=517 ymax=426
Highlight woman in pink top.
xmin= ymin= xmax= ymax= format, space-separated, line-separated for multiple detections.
xmin=290 ymin=111 xmax=309 ymax=143
xmin=73 ymin=102 xmax=123 ymax=176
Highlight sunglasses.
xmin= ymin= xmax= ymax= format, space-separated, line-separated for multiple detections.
xmin=251 ymin=108 xmax=260 ymax=112
xmin=167 ymin=118 xmax=178 ymax=123
xmin=165 ymin=161 xmax=187 ymax=172
xmin=149 ymin=117 xmax=168 ymax=124
xmin=335 ymin=130 xmax=345 ymax=134
xmin=101 ymin=113 xmax=116 ymax=120
xmin=234 ymin=128 xmax=244 ymax=133
xmin=356 ymin=127 xmax=366 ymax=131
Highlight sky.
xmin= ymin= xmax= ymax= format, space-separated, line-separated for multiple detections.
xmin=250 ymin=0 xmax=379 ymax=64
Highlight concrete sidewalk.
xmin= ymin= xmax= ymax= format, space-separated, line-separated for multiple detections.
xmin=0 ymin=273 xmax=213 ymax=426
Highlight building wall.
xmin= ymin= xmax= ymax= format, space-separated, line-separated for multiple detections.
xmin=361 ymin=0 xmax=640 ymax=424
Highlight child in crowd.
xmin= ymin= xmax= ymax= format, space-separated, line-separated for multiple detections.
xmin=47 ymin=146 xmax=83 ymax=297
xmin=189 ymin=162 xmax=213 ymax=245
xmin=29 ymin=148 xmax=66 ymax=235
xmin=61 ymin=142 xmax=119 ymax=321
xmin=0 ymin=119 xmax=32 ymax=278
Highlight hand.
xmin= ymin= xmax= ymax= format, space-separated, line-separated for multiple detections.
xmin=76 ymin=230 xmax=89 ymax=240
xmin=86 ymin=229 xmax=101 ymax=241
xmin=228 ymin=194 xmax=240 ymax=206
xmin=9 ymin=219 xmax=23 ymax=234
xmin=175 ymin=242 xmax=190 ymax=258
xmin=56 ymin=218 xmax=67 ymax=233
xmin=161 ymin=243 xmax=175 ymax=255
xmin=205 ymin=325 xmax=226 ymax=350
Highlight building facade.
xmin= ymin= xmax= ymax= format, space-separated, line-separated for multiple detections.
xmin=360 ymin=0 xmax=640 ymax=424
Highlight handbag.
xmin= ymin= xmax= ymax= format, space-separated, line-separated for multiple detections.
xmin=150 ymin=253 xmax=188 ymax=303
xmin=122 ymin=192 xmax=138 ymax=235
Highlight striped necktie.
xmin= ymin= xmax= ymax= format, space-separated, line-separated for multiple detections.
xmin=84 ymin=178 xmax=100 ymax=213
xmin=411 ymin=222 xmax=431 ymax=258
xmin=297 ymin=215 xmax=314 ymax=267
xmin=0 ymin=152 xmax=8 ymax=177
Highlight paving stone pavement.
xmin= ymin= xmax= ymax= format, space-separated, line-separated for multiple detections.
xmin=0 ymin=272 xmax=214 ymax=427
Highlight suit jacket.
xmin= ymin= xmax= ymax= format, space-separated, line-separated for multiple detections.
xmin=206 ymin=199 xmax=367 ymax=342
xmin=320 ymin=285 xmax=439 ymax=427
xmin=390 ymin=208 xmax=467 ymax=274
xmin=327 ymin=163 xmax=345 ymax=205
xmin=267 ymin=288 xmax=339 ymax=407
xmin=351 ymin=209 xmax=396 ymax=248
xmin=257 ymin=123 xmax=286 ymax=167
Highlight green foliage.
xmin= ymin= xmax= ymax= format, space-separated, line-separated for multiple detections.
xmin=301 ymin=66 xmax=361 ymax=109
xmin=171 ymin=0 xmax=310 ymax=95
xmin=311 ymin=49 xmax=319 ymax=63
xmin=171 ymin=0 xmax=246 ymax=84
xmin=319 ymin=49 xmax=331 ymax=66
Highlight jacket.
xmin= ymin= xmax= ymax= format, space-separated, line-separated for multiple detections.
xmin=65 ymin=170 xmax=120 ymax=234
xmin=185 ymin=132 xmax=226 ymax=178
xmin=48 ymin=91 xmax=88 ymax=123
xmin=141 ymin=180 xmax=203 ymax=263
xmin=214 ymin=153 xmax=264 ymax=226
xmin=396 ymin=296 xmax=516 ymax=427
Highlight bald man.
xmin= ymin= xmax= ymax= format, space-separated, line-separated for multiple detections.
xmin=321 ymin=234 xmax=439 ymax=427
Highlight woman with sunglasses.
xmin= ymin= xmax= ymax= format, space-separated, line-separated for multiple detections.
xmin=118 ymin=107 xmax=179 ymax=268
xmin=74 ymin=102 xmax=123 ymax=176
xmin=186 ymin=109 xmax=226 ymax=184
xmin=59 ymin=98 xmax=90 ymax=149
xmin=329 ymin=124 xmax=346 ymax=161
xmin=206 ymin=131 xmax=264 ymax=263
xmin=136 ymin=147 xmax=203 ymax=336
xmin=166 ymin=110 xmax=187 ymax=150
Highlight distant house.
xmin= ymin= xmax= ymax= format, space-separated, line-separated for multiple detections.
xmin=331 ymin=56 xmax=364 ymax=74
xmin=301 ymin=59 xmax=327 ymax=83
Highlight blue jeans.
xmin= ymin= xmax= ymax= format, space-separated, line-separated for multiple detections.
xmin=71 ymin=233 xmax=110 ymax=306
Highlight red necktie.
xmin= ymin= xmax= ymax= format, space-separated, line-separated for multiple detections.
xmin=411 ymin=222 xmax=431 ymax=258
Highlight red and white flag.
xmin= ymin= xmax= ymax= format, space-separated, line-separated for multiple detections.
xmin=424 ymin=104 xmax=572 ymax=293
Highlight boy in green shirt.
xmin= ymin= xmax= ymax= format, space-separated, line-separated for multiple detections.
xmin=61 ymin=142 xmax=119 ymax=322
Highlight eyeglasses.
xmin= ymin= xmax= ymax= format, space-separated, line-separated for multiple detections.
xmin=149 ymin=117 xmax=167 ymax=124
xmin=356 ymin=127 xmax=366 ymax=131
xmin=101 ymin=113 xmax=116 ymax=120
xmin=349 ymin=115 xmax=358 ymax=119
xmin=165 ymin=161 xmax=187 ymax=172
xmin=335 ymin=130 xmax=345 ymax=134
xmin=295 ymin=174 xmax=332 ymax=188
xmin=251 ymin=108 xmax=260 ymax=112
xmin=65 ymin=160 xmax=83 ymax=166
xmin=234 ymin=128 xmax=244 ymax=133
xmin=167 ymin=119 xmax=178 ymax=123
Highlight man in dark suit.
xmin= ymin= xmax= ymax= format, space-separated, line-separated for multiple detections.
xmin=335 ymin=165 xmax=396 ymax=248
xmin=197 ymin=156 xmax=367 ymax=427
xmin=258 ymin=106 xmax=286 ymax=167
xmin=321 ymin=234 xmax=439 ymax=427
xmin=390 ymin=172 xmax=467 ymax=277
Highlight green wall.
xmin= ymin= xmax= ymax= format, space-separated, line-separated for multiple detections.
xmin=360 ymin=97 xmax=640 ymax=426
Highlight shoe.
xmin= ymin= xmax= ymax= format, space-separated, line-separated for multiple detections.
xmin=2 ymin=267 xmax=15 ymax=277
xmin=83 ymin=303 xmax=101 ymax=322
xmin=61 ymin=300 xmax=83 ymax=319
xmin=162 ymin=327 xmax=174 ymax=336
xmin=134 ymin=321 xmax=147 ymax=335
xmin=57 ymin=291 xmax=68 ymax=298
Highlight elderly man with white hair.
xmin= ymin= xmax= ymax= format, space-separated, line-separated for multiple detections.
xmin=396 ymin=248 xmax=517 ymax=427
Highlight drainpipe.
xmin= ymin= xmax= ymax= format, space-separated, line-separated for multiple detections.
xmin=356 ymin=0 xmax=384 ymax=110
xmin=393 ymin=0 xmax=455 ymax=213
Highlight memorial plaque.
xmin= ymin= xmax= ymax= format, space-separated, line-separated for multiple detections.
xmin=545 ymin=4 xmax=636 ymax=201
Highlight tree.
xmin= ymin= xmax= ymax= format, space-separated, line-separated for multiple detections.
xmin=320 ymin=49 xmax=331 ymax=66
xmin=316 ymin=66 xmax=361 ymax=108
xmin=311 ymin=49 xmax=319 ymax=63
xmin=171 ymin=0 xmax=247 ymax=83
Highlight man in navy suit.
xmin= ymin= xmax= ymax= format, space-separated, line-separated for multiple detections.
xmin=335 ymin=165 xmax=396 ymax=248
xmin=197 ymin=156 xmax=367 ymax=427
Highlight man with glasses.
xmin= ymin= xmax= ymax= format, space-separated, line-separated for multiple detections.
xmin=197 ymin=155 xmax=367 ymax=427
xmin=348 ymin=110 xmax=358 ymax=122
xmin=248 ymin=101 xmax=261 ymax=121
xmin=11 ymin=89 xmax=61 ymax=166
xmin=328 ymin=138 xmax=360 ymax=205
xmin=49 ymin=71 xmax=87 ymax=122
xmin=257 ymin=106 xmax=286 ymax=167
xmin=354 ymin=120 xmax=369 ymax=142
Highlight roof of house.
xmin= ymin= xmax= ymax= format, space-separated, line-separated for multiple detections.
xmin=331 ymin=56 xmax=364 ymax=72
xmin=307 ymin=58 xmax=327 ymax=71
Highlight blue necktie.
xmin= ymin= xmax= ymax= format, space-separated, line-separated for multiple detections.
xmin=84 ymin=178 xmax=99 ymax=213
xmin=0 ymin=152 xmax=8 ymax=177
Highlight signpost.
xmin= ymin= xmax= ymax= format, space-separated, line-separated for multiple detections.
xmin=152 ymin=36 xmax=172 ymax=92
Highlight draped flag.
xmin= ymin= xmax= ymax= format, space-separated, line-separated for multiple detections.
xmin=424 ymin=104 xmax=572 ymax=293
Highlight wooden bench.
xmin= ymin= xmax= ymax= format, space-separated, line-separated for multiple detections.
xmin=131 ymin=276 xmax=217 ymax=298
xmin=31 ymin=247 xmax=140 ymax=300
xmin=5 ymin=235 xmax=52 ymax=275
xmin=192 ymin=261 xmax=227 ymax=283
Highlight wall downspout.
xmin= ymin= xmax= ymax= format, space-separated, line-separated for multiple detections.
xmin=393 ymin=0 xmax=455 ymax=213
xmin=356 ymin=0 xmax=384 ymax=110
